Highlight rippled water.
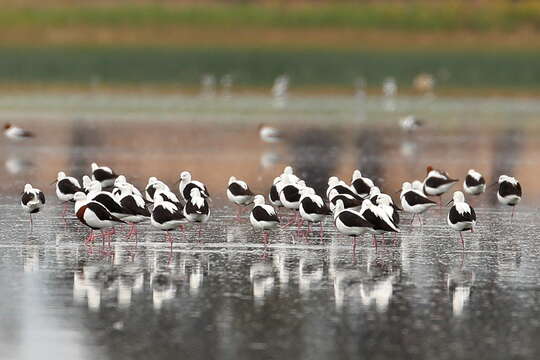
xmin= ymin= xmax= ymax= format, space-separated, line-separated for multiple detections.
xmin=0 ymin=94 xmax=539 ymax=360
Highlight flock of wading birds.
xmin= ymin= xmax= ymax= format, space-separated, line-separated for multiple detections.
xmin=19 ymin=163 xmax=522 ymax=251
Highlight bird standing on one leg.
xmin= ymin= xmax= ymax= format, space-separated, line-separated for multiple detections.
xmin=447 ymin=191 xmax=476 ymax=250
xmin=21 ymin=184 xmax=45 ymax=233
xmin=495 ymin=175 xmax=522 ymax=221
xmin=250 ymin=195 xmax=279 ymax=246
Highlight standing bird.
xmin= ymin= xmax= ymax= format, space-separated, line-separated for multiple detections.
xmin=86 ymin=181 xmax=129 ymax=221
xmin=91 ymin=162 xmax=118 ymax=188
xmin=463 ymin=169 xmax=486 ymax=196
xmin=154 ymin=187 xmax=183 ymax=209
xmin=227 ymin=176 xmax=255 ymax=220
xmin=269 ymin=176 xmax=283 ymax=208
xmin=4 ymin=123 xmax=34 ymax=140
xmin=73 ymin=192 xmax=125 ymax=246
xmin=399 ymin=115 xmax=424 ymax=133
xmin=360 ymin=199 xmax=400 ymax=247
xmin=21 ymin=184 xmax=45 ymax=232
xmin=178 ymin=171 xmax=210 ymax=201
xmin=55 ymin=171 xmax=82 ymax=219
xmin=328 ymin=189 xmax=363 ymax=212
xmin=299 ymin=188 xmax=332 ymax=240
xmin=250 ymin=195 xmax=279 ymax=245
xmin=112 ymin=175 xmax=143 ymax=199
xmin=423 ymin=166 xmax=458 ymax=204
xmin=145 ymin=177 xmax=170 ymax=203
xmin=279 ymin=179 xmax=305 ymax=227
xmin=151 ymin=195 xmax=186 ymax=250
xmin=82 ymin=175 xmax=93 ymax=194
xmin=447 ymin=191 xmax=476 ymax=249
xmin=183 ymin=188 xmax=210 ymax=239
xmin=327 ymin=176 xmax=363 ymax=201
xmin=116 ymin=183 xmax=150 ymax=241
xmin=333 ymin=200 xmax=372 ymax=253
xmin=351 ymin=170 xmax=374 ymax=198
xmin=400 ymin=182 xmax=437 ymax=226
xmin=496 ymin=175 xmax=522 ymax=220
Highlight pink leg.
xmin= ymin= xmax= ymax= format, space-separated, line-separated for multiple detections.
xmin=84 ymin=231 xmax=95 ymax=245
xmin=319 ymin=221 xmax=324 ymax=241
xmin=29 ymin=214 xmax=33 ymax=233
xmin=352 ymin=236 xmax=357 ymax=254
xmin=372 ymin=234 xmax=378 ymax=251
xmin=511 ymin=207 xmax=515 ymax=222
xmin=283 ymin=212 xmax=298 ymax=227
xmin=296 ymin=220 xmax=305 ymax=236
xmin=263 ymin=231 xmax=269 ymax=246
xmin=101 ymin=230 xmax=106 ymax=247
xmin=410 ymin=214 xmax=416 ymax=225
xmin=179 ymin=225 xmax=187 ymax=241
xmin=459 ymin=232 xmax=465 ymax=250
xmin=393 ymin=232 xmax=398 ymax=246
xmin=198 ymin=224 xmax=202 ymax=239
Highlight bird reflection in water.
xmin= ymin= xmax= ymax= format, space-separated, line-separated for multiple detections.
xmin=447 ymin=268 xmax=475 ymax=317
xmin=298 ymin=256 xmax=324 ymax=296
xmin=250 ymin=262 xmax=274 ymax=306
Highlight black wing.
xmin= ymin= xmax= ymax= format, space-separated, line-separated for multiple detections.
xmin=21 ymin=192 xmax=33 ymax=205
xmin=38 ymin=191 xmax=46 ymax=204
xmin=185 ymin=199 xmax=209 ymax=216
xmin=269 ymin=184 xmax=280 ymax=202
xmin=362 ymin=209 xmax=396 ymax=232
xmin=93 ymin=168 xmax=116 ymax=181
xmin=338 ymin=211 xmax=371 ymax=228
xmin=499 ymin=181 xmax=522 ymax=197
xmin=87 ymin=202 xmax=125 ymax=223
xmin=404 ymin=191 xmax=437 ymax=206
xmin=281 ymin=185 xmax=301 ymax=202
xmin=425 ymin=177 xmax=457 ymax=188
xmin=183 ymin=183 xmax=202 ymax=200
xmin=58 ymin=178 xmax=81 ymax=195
xmin=465 ymin=174 xmax=485 ymax=187
xmin=301 ymin=197 xmax=331 ymax=215
xmin=228 ymin=182 xmax=254 ymax=196
xmin=252 ymin=206 xmax=279 ymax=222
xmin=449 ymin=206 xmax=475 ymax=224
xmin=120 ymin=196 xmax=150 ymax=217
xmin=331 ymin=194 xmax=363 ymax=209
xmin=332 ymin=185 xmax=363 ymax=200
xmin=146 ymin=184 xmax=157 ymax=199
xmin=93 ymin=193 xmax=126 ymax=214
xmin=153 ymin=205 xmax=185 ymax=223
xmin=352 ymin=179 xmax=371 ymax=195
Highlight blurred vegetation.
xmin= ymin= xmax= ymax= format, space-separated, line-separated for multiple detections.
xmin=1 ymin=47 xmax=540 ymax=91
xmin=2 ymin=1 xmax=540 ymax=31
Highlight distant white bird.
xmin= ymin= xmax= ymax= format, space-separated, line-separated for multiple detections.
xmin=21 ymin=184 xmax=45 ymax=232
xmin=91 ymin=162 xmax=118 ymax=188
xmin=178 ymin=171 xmax=210 ymax=201
xmin=258 ymin=124 xmax=282 ymax=143
xmin=250 ymin=195 xmax=279 ymax=245
xmin=227 ymin=176 xmax=255 ymax=219
xmin=496 ymin=175 xmax=522 ymax=220
xmin=399 ymin=115 xmax=424 ymax=132
xmin=4 ymin=123 xmax=34 ymax=140
xmin=463 ymin=169 xmax=486 ymax=196
xmin=447 ymin=191 xmax=476 ymax=249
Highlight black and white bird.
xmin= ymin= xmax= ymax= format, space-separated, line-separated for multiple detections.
xmin=327 ymin=176 xmax=363 ymax=201
xmin=328 ymin=189 xmax=363 ymax=212
xmin=280 ymin=166 xmax=300 ymax=184
xmin=82 ymin=175 xmax=93 ymax=194
xmin=55 ymin=171 xmax=82 ymax=211
xmin=21 ymin=184 xmax=45 ymax=232
xmin=299 ymin=188 xmax=332 ymax=239
xmin=496 ymin=175 xmax=522 ymax=220
xmin=151 ymin=195 xmax=187 ymax=249
xmin=423 ymin=166 xmax=458 ymax=203
xmin=412 ymin=180 xmax=426 ymax=196
xmin=73 ymin=192 xmax=125 ymax=246
xmin=333 ymin=199 xmax=372 ymax=253
xmin=249 ymin=195 xmax=279 ymax=245
xmin=91 ymin=162 xmax=118 ymax=188
xmin=112 ymin=175 xmax=143 ymax=199
xmin=351 ymin=170 xmax=374 ymax=198
xmin=4 ymin=123 xmax=34 ymax=140
xmin=269 ymin=176 xmax=283 ymax=208
xmin=178 ymin=171 xmax=210 ymax=201
xmin=183 ymin=188 xmax=210 ymax=238
xmin=400 ymin=182 xmax=437 ymax=225
xmin=359 ymin=199 xmax=399 ymax=246
xmin=447 ymin=191 xmax=476 ymax=249
xmin=258 ymin=124 xmax=282 ymax=143
xmin=399 ymin=115 xmax=424 ymax=133
xmin=227 ymin=176 xmax=255 ymax=219
xmin=116 ymin=183 xmax=150 ymax=241
xmin=279 ymin=179 xmax=305 ymax=226
xmin=145 ymin=177 xmax=170 ymax=203
xmin=86 ymin=180 xmax=129 ymax=220
xmin=376 ymin=195 xmax=400 ymax=228
xmin=463 ymin=169 xmax=486 ymax=196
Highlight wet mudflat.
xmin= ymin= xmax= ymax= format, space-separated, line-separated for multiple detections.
xmin=0 ymin=94 xmax=539 ymax=360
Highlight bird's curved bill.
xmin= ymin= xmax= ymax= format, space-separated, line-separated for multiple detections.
xmin=446 ymin=199 xmax=454 ymax=206
xmin=50 ymin=180 xmax=57 ymax=185
xmin=173 ymin=179 xmax=180 ymax=185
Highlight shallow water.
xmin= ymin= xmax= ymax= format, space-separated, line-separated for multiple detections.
xmin=0 ymin=94 xmax=539 ymax=360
